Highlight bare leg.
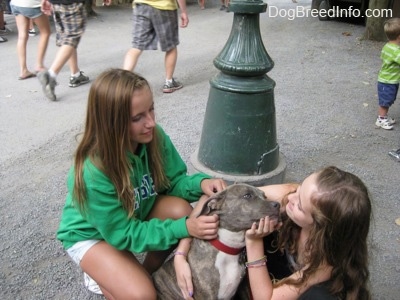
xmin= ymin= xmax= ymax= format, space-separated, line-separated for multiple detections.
xmin=29 ymin=18 xmax=34 ymax=32
xmin=14 ymin=15 xmax=31 ymax=78
xmin=0 ymin=9 xmax=5 ymax=29
xmin=143 ymin=195 xmax=192 ymax=274
xmin=80 ymin=241 xmax=157 ymax=300
xmin=67 ymin=47 xmax=79 ymax=75
xmin=32 ymin=14 xmax=50 ymax=72
xmin=49 ymin=44 xmax=75 ymax=75
xmin=123 ymin=48 xmax=142 ymax=71
xmin=165 ymin=47 xmax=177 ymax=80
xmin=198 ymin=0 xmax=205 ymax=9
xmin=378 ymin=106 xmax=389 ymax=117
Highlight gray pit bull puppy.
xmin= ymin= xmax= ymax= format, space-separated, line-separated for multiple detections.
xmin=153 ymin=183 xmax=280 ymax=300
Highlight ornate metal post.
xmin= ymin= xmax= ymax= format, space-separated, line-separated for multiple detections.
xmin=191 ymin=0 xmax=286 ymax=185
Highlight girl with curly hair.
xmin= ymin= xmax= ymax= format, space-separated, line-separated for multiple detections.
xmin=246 ymin=166 xmax=371 ymax=300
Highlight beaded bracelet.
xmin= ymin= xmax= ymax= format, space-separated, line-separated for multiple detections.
xmin=245 ymin=255 xmax=267 ymax=268
xmin=174 ymin=250 xmax=187 ymax=257
xmin=246 ymin=261 xmax=267 ymax=268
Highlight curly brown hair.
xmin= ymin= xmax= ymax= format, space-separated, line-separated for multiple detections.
xmin=276 ymin=166 xmax=371 ymax=300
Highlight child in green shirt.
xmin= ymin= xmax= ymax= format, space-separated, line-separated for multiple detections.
xmin=376 ymin=18 xmax=400 ymax=130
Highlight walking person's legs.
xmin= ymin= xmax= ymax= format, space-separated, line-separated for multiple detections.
xmin=32 ymin=13 xmax=50 ymax=72
xmin=67 ymin=47 xmax=89 ymax=87
xmin=0 ymin=1 xmax=8 ymax=42
xmin=123 ymin=48 xmax=143 ymax=71
xmin=14 ymin=14 xmax=32 ymax=78
xmin=162 ymin=47 xmax=182 ymax=93
xmin=165 ymin=47 xmax=177 ymax=81
xmin=38 ymin=2 xmax=88 ymax=100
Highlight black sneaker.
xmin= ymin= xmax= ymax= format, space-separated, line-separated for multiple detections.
xmin=28 ymin=28 xmax=37 ymax=37
xmin=163 ymin=78 xmax=183 ymax=93
xmin=37 ymin=70 xmax=57 ymax=101
xmin=0 ymin=27 xmax=11 ymax=35
xmin=69 ymin=71 xmax=89 ymax=88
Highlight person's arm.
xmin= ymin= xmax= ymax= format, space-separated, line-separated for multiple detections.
xmin=200 ymin=178 xmax=227 ymax=196
xmin=176 ymin=0 xmax=189 ymax=28
xmin=41 ymin=0 xmax=52 ymax=16
xmin=78 ymin=160 xmax=191 ymax=253
xmin=174 ymin=238 xmax=194 ymax=300
xmin=174 ymin=195 xmax=217 ymax=299
xmin=158 ymin=126 xmax=224 ymax=200
xmin=245 ymin=217 xmax=276 ymax=299
xmin=258 ymin=183 xmax=299 ymax=202
xmin=245 ymin=218 xmax=331 ymax=300
xmin=258 ymin=183 xmax=299 ymax=213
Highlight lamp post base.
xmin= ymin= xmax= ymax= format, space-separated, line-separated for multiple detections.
xmin=191 ymin=150 xmax=287 ymax=186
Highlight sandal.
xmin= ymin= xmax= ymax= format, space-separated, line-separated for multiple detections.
xmin=18 ymin=72 xmax=36 ymax=80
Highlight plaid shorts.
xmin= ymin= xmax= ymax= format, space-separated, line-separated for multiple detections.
xmin=132 ymin=4 xmax=179 ymax=52
xmin=53 ymin=3 xmax=87 ymax=48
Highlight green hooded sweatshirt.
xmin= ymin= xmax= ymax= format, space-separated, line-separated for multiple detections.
xmin=57 ymin=125 xmax=210 ymax=252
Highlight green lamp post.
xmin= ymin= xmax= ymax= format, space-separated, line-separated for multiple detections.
xmin=191 ymin=0 xmax=286 ymax=186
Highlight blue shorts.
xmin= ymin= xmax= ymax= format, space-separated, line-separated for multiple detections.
xmin=10 ymin=5 xmax=43 ymax=19
xmin=377 ymin=82 xmax=398 ymax=107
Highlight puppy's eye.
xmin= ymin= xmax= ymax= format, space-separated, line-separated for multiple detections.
xmin=243 ymin=193 xmax=252 ymax=199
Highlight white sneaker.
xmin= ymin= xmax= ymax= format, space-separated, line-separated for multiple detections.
xmin=375 ymin=117 xmax=394 ymax=130
xmin=83 ymin=273 xmax=103 ymax=295
xmin=387 ymin=116 xmax=396 ymax=125
xmin=388 ymin=148 xmax=400 ymax=162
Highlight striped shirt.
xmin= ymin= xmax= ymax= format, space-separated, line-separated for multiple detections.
xmin=378 ymin=42 xmax=400 ymax=84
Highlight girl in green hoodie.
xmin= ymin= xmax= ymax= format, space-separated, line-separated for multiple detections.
xmin=57 ymin=68 xmax=226 ymax=298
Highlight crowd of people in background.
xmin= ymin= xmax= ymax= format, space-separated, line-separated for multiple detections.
xmin=3 ymin=0 xmax=398 ymax=160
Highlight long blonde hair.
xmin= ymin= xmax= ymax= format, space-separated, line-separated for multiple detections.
xmin=73 ymin=69 xmax=169 ymax=217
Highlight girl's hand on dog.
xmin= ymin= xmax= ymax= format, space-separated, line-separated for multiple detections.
xmin=245 ymin=216 xmax=281 ymax=242
xmin=200 ymin=178 xmax=227 ymax=196
xmin=174 ymin=254 xmax=194 ymax=300
xmin=186 ymin=195 xmax=219 ymax=240
xmin=186 ymin=214 xmax=219 ymax=240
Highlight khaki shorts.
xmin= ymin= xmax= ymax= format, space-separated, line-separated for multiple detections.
xmin=53 ymin=3 xmax=87 ymax=48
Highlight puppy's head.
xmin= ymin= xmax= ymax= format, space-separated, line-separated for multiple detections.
xmin=198 ymin=183 xmax=280 ymax=232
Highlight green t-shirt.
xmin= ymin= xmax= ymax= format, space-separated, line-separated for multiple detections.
xmin=378 ymin=42 xmax=400 ymax=84
xmin=57 ymin=125 xmax=210 ymax=251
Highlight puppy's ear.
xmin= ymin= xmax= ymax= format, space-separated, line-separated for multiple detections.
xmin=197 ymin=190 xmax=227 ymax=216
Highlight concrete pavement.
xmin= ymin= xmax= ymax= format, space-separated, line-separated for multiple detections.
xmin=0 ymin=1 xmax=399 ymax=299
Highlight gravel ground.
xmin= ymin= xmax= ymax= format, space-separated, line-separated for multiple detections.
xmin=0 ymin=1 xmax=399 ymax=299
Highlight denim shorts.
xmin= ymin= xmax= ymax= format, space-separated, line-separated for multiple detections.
xmin=10 ymin=5 xmax=43 ymax=19
xmin=377 ymin=82 xmax=399 ymax=107
xmin=66 ymin=240 xmax=101 ymax=265
xmin=132 ymin=4 xmax=179 ymax=52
